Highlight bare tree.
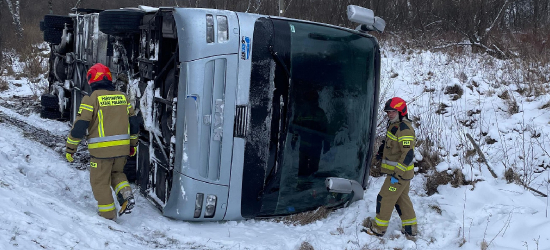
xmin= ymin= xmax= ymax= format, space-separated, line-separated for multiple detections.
xmin=428 ymin=0 xmax=514 ymax=58
xmin=4 ymin=0 xmax=24 ymax=39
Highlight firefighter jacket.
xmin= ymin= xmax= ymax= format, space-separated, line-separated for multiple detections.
xmin=66 ymin=88 xmax=139 ymax=158
xmin=380 ymin=118 xmax=416 ymax=180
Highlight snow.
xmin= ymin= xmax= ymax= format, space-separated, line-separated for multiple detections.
xmin=1 ymin=45 xmax=549 ymax=250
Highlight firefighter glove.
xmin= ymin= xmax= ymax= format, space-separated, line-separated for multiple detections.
xmin=390 ymin=176 xmax=399 ymax=184
xmin=130 ymin=146 xmax=137 ymax=157
xmin=66 ymin=153 xmax=74 ymax=163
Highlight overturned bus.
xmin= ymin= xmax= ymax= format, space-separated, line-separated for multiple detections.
xmin=39 ymin=5 xmax=384 ymax=220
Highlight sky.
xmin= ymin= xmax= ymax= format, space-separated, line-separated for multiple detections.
xmin=0 ymin=43 xmax=549 ymax=250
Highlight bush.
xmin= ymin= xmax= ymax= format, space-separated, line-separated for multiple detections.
xmin=426 ymin=169 xmax=468 ymax=196
xmin=444 ymin=84 xmax=464 ymax=100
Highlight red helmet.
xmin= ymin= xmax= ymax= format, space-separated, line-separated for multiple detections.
xmin=384 ymin=97 xmax=407 ymax=116
xmin=87 ymin=63 xmax=112 ymax=85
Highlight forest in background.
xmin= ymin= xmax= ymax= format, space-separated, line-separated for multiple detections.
xmin=0 ymin=0 xmax=548 ymax=62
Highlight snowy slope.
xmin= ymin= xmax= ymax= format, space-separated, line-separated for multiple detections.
xmin=0 ymin=46 xmax=549 ymax=250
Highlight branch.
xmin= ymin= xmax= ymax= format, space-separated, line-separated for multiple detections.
xmin=254 ymin=0 xmax=263 ymax=13
xmin=432 ymin=12 xmax=472 ymax=41
xmin=74 ymin=0 xmax=83 ymax=9
xmin=284 ymin=0 xmax=293 ymax=13
xmin=425 ymin=20 xmax=443 ymax=28
xmin=481 ymin=0 xmax=511 ymax=41
xmin=466 ymin=133 xmax=546 ymax=197
xmin=432 ymin=43 xmax=476 ymax=50
xmin=466 ymin=133 xmax=498 ymax=178
xmin=519 ymin=183 xmax=548 ymax=197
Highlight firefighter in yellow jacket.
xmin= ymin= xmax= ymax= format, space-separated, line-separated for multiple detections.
xmin=65 ymin=63 xmax=139 ymax=220
xmin=364 ymin=97 xmax=418 ymax=237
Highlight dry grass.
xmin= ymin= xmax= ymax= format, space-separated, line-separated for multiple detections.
xmin=429 ymin=204 xmax=443 ymax=215
xmin=299 ymin=242 xmax=314 ymax=250
xmin=0 ymin=78 xmax=8 ymax=91
xmin=426 ymin=169 xmax=469 ymax=196
xmin=497 ymin=90 xmax=520 ymax=115
xmin=17 ymin=45 xmax=48 ymax=81
xmin=435 ymin=103 xmax=450 ymax=115
xmin=415 ymin=138 xmax=441 ymax=174
xmin=445 ymin=84 xmax=464 ymax=100
xmin=484 ymin=137 xmax=497 ymax=145
xmin=273 ymin=206 xmax=333 ymax=226
xmin=2 ymin=23 xmax=45 ymax=54
xmin=481 ymin=239 xmax=489 ymax=250
xmin=504 ymin=167 xmax=519 ymax=184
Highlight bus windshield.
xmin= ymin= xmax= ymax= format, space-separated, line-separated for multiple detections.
xmin=258 ymin=20 xmax=378 ymax=216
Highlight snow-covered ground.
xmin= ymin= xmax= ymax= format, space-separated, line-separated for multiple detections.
xmin=1 ymin=45 xmax=549 ymax=250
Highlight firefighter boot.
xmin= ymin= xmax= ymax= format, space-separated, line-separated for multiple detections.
xmin=118 ymin=195 xmax=135 ymax=216
xmin=401 ymin=224 xmax=418 ymax=237
xmin=361 ymin=217 xmax=385 ymax=237
xmin=117 ymin=190 xmax=135 ymax=216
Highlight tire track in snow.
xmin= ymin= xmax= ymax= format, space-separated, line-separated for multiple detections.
xmin=0 ymin=109 xmax=64 ymax=149
xmin=0 ymin=107 xmax=90 ymax=169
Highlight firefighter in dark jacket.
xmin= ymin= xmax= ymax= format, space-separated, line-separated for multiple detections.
xmin=65 ymin=63 xmax=139 ymax=220
xmin=364 ymin=97 xmax=418 ymax=237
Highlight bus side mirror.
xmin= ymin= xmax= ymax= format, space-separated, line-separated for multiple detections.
xmin=347 ymin=5 xmax=386 ymax=33
xmin=325 ymin=177 xmax=364 ymax=205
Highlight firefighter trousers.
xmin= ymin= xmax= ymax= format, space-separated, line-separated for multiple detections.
xmin=89 ymin=156 xmax=133 ymax=219
xmin=373 ymin=175 xmax=417 ymax=235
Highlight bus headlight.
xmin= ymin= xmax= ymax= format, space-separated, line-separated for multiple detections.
xmin=194 ymin=193 xmax=204 ymax=218
xmin=204 ymin=195 xmax=217 ymax=218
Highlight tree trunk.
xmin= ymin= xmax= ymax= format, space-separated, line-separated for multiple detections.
xmin=4 ymin=0 xmax=24 ymax=40
xmin=279 ymin=0 xmax=285 ymax=16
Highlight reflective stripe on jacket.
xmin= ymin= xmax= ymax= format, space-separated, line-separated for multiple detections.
xmin=66 ymin=89 xmax=139 ymax=158
xmin=380 ymin=119 xmax=416 ymax=180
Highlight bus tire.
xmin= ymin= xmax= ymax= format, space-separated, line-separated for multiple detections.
xmin=99 ymin=9 xmax=144 ymax=35
xmin=40 ymin=107 xmax=62 ymax=120
xmin=40 ymin=94 xmax=59 ymax=109
xmin=43 ymin=28 xmax=63 ymax=44
xmin=43 ymin=15 xmax=73 ymax=29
